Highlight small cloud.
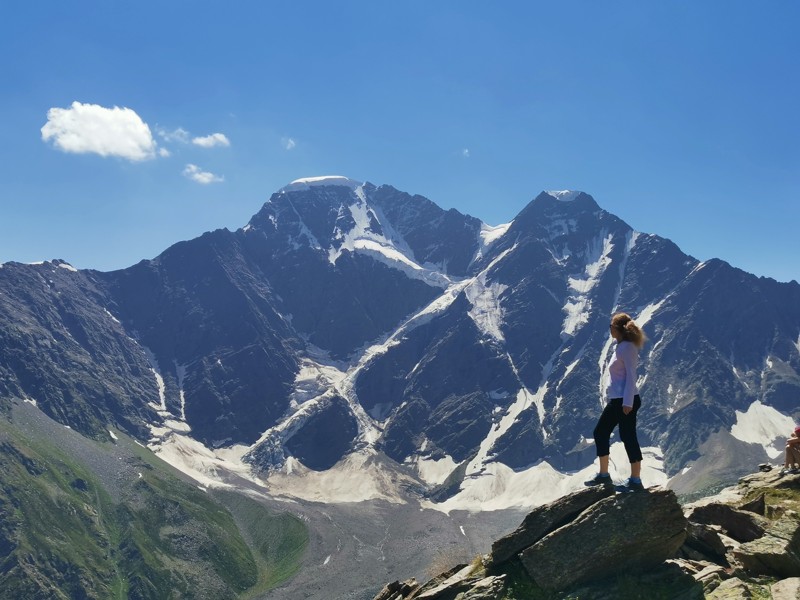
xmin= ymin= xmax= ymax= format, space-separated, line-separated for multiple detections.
xmin=158 ymin=148 xmax=171 ymax=157
xmin=462 ymin=148 xmax=470 ymax=158
xmin=282 ymin=136 xmax=297 ymax=150
xmin=156 ymin=127 xmax=190 ymax=143
xmin=41 ymin=101 xmax=159 ymax=161
xmin=192 ymin=133 xmax=230 ymax=148
xmin=183 ymin=163 xmax=224 ymax=184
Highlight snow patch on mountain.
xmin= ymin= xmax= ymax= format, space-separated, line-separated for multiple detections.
xmin=562 ymin=232 xmax=614 ymax=337
xmin=281 ymin=175 xmax=363 ymax=193
xmin=351 ymin=239 xmax=452 ymax=287
xmin=348 ymin=280 xmax=472 ymax=377
xmin=142 ymin=347 xmax=167 ymax=413
xmin=730 ymin=400 xmax=794 ymax=459
xmin=322 ymin=184 xmax=453 ymax=287
xmin=149 ymin=432 xmax=264 ymax=489
xmin=545 ymin=219 xmax=578 ymax=242
xmin=348 ymin=246 xmax=516 ymax=383
xmin=266 ymin=450 xmax=413 ymax=504
xmin=636 ymin=299 xmax=666 ymax=328
xmin=562 ymin=356 xmax=582 ymax=383
xmin=104 ymin=308 xmax=121 ymax=324
xmin=465 ymin=273 xmax=508 ymax=343
xmin=465 ymin=365 xmax=549 ymax=479
xmin=546 ymin=190 xmax=582 ymax=202
xmin=250 ymin=353 xmax=385 ymax=465
xmin=410 ymin=451 xmax=458 ymax=486
xmin=472 ymin=221 xmax=512 ymax=264
xmin=175 ymin=362 xmax=188 ymax=422
xmin=427 ymin=443 xmax=667 ymax=513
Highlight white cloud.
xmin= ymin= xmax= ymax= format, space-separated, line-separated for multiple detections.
xmin=158 ymin=148 xmax=171 ymax=157
xmin=41 ymin=101 xmax=158 ymax=161
xmin=462 ymin=148 xmax=470 ymax=158
xmin=157 ymin=127 xmax=190 ymax=143
xmin=183 ymin=164 xmax=224 ymax=184
xmin=282 ymin=136 xmax=297 ymax=150
xmin=192 ymin=133 xmax=230 ymax=148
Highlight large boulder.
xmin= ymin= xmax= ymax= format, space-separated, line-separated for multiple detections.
xmin=519 ymin=488 xmax=687 ymax=590
xmin=734 ymin=514 xmax=800 ymax=577
xmin=487 ymin=485 xmax=614 ymax=567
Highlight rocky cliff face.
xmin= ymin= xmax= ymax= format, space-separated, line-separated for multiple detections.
xmin=1 ymin=177 xmax=798 ymax=508
xmin=373 ymin=469 xmax=800 ymax=599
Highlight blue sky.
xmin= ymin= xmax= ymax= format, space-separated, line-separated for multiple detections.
xmin=1 ymin=2 xmax=798 ymax=282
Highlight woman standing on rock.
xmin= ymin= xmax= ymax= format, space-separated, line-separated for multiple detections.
xmin=585 ymin=312 xmax=647 ymax=492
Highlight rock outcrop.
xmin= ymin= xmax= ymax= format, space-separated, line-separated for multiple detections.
xmin=487 ymin=485 xmax=614 ymax=567
xmin=734 ymin=513 xmax=800 ymax=577
xmin=373 ymin=469 xmax=800 ymax=599
xmin=519 ymin=489 xmax=687 ymax=590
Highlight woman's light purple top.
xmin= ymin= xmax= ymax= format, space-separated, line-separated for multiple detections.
xmin=605 ymin=340 xmax=639 ymax=407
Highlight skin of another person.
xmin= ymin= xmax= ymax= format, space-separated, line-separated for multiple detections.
xmin=785 ymin=428 xmax=800 ymax=468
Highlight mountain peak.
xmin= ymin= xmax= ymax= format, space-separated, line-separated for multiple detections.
xmin=545 ymin=190 xmax=583 ymax=202
xmin=280 ymin=176 xmax=363 ymax=193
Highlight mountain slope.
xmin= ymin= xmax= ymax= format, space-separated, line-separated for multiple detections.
xmin=1 ymin=179 xmax=798 ymax=512
xmin=0 ymin=401 xmax=307 ymax=599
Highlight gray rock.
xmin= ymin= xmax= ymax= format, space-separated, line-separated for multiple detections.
xmin=519 ymin=488 xmax=687 ymax=590
xmin=457 ymin=575 xmax=506 ymax=599
xmin=739 ymin=493 xmax=766 ymax=516
xmin=487 ymin=485 xmax=615 ymax=567
xmin=706 ymin=577 xmax=752 ymax=599
xmin=567 ymin=560 xmax=703 ymax=600
xmin=416 ymin=564 xmax=475 ymax=599
xmin=682 ymin=522 xmax=729 ymax=563
xmin=686 ymin=503 xmax=769 ymax=543
xmin=734 ymin=514 xmax=800 ymax=577
xmin=692 ymin=563 xmax=727 ymax=593
xmin=373 ymin=579 xmax=418 ymax=600
xmin=771 ymin=577 xmax=800 ymax=600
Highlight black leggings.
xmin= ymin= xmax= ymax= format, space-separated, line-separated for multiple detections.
xmin=593 ymin=396 xmax=643 ymax=463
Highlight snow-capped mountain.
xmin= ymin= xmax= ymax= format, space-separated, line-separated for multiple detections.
xmin=1 ymin=177 xmax=798 ymax=510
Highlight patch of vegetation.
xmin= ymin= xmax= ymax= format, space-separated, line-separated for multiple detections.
xmin=742 ymin=484 xmax=800 ymax=515
xmin=212 ymin=490 xmax=309 ymax=597
xmin=0 ymin=424 xmax=126 ymax=598
xmin=0 ymin=417 xmax=309 ymax=599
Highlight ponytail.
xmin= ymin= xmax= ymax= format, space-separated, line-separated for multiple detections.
xmin=611 ymin=312 xmax=646 ymax=349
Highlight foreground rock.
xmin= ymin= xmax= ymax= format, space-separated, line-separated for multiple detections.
xmin=734 ymin=512 xmax=800 ymax=577
xmin=519 ymin=489 xmax=687 ymax=590
xmin=373 ymin=469 xmax=800 ymax=599
xmin=487 ymin=485 xmax=614 ymax=567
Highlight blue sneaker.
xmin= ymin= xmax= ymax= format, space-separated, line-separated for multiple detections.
xmin=584 ymin=473 xmax=613 ymax=488
xmin=615 ymin=478 xmax=645 ymax=493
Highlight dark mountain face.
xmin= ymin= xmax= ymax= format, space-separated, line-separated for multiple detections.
xmin=0 ymin=260 xmax=157 ymax=440
xmin=1 ymin=179 xmax=798 ymax=500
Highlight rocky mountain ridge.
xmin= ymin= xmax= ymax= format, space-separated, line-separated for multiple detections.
xmin=1 ymin=177 xmax=799 ymax=509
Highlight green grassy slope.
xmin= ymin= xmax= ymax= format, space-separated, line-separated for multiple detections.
xmin=0 ymin=414 xmax=307 ymax=599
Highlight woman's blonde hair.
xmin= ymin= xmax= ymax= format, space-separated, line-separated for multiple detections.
xmin=611 ymin=312 xmax=646 ymax=349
